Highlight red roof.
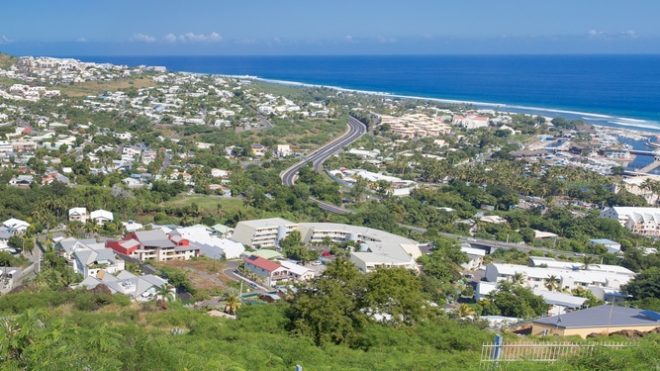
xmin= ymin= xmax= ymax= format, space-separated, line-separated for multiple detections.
xmin=245 ymin=255 xmax=281 ymax=272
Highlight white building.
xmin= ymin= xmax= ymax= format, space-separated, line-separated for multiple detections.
xmin=600 ymin=207 xmax=660 ymax=237
xmin=484 ymin=263 xmax=633 ymax=294
xmin=276 ymin=144 xmax=292 ymax=158
xmin=232 ymin=218 xmax=298 ymax=248
xmin=68 ymin=207 xmax=89 ymax=222
xmin=175 ymin=225 xmax=245 ymax=259
xmin=460 ymin=245 xmax=486 ymax=270
xmin=90 ymin=209 xmax=114 ymax=225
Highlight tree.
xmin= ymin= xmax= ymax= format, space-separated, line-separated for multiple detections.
xmin=544 ymin=275 xmax=561 ymax=292
xmin=484 ymin=282 xmax=548 ymax=318
xmin=224 ymin=294 xmax=241 ymax=315
xmin=156 ymin=284 xmax=174 ymax=310
xmin=581 ymin=255 xmax=598 ymax=270
xmin=360 ymin=267 xmax=427 ymax=325
xmin=623 ymin=267 xmax=660 ymax=300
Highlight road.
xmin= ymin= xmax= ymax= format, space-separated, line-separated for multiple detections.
xmin=281 ymin=116 xmax=367 ymax=187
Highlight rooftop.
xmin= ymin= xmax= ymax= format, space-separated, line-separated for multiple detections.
xmin=534 ymin=305 xmax=660 ymax=329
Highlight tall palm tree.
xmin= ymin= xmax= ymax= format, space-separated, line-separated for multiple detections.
xmin=581 ymin=256 xmax=598 ymax=270
xmin=544 ymin=275 xmax=561 ymax=292
xmin=156 ymin=284 xmax=174 ymax=310
xmin=224 ymin=294 xmax=241 ymax=315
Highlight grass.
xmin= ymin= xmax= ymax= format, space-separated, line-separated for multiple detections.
xmin=56 ymin=76 xmax=157 ymax=97
xmin=165 ymin=195 xmax=247 ymax=214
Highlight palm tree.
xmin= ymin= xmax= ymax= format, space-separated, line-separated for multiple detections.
xmin=511 ymin=272 xmax=526 ymax=285
xmin=224 ymin=294 xmax=241 ymax=315
xmin=156 ymin=284 xmax=174 ymax=310
xmin=581 ymin=255 xmax=598 ymax=270
xmin=456 ymin=303 xmax=476 ymax=318
xmin=544 ymin=275 xmax=561 ymax=292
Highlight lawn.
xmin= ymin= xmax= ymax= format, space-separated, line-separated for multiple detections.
xmin=165 ymin=195 xmax=247 ymax=214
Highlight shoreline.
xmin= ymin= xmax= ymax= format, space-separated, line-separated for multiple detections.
xmin=230 ymin=74 xmax=660 ymax=135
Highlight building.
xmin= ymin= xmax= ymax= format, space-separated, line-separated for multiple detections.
xmin=56 ymin=237 xmax=125 ymax=278
xmin=106 ymin=230 xmax=199 ymax=262
xmin=243 ymin=255 xmax=289 ymax=287
xmin=484 ymin=263 xmax=633 ymax=294
xmin=528 ymin=257 xmax=635 ymax=276
xmin=600 ymin=207 xmax=660 ymax=237
xmin=279 ymin=260 xmax=315 ymax=281
xmin=590 ymin=238 xmax=622 ymax=254
xmin=90 ymin=209 xmax=114 ymax=225
xmin=233 ymin=218 xmax=422 ymax=273
xmin=68 ymin=207 xmax=89 ymax=222
xmin=476 ymin=281 xmax=587 ymax=315
xmin=461 ymin=245 xmax=486 ymax=270
xmin=276 ymin=144 xmax=292 ymax=158
xmin=78 ymin=270 xmax=172 ymax=303
xmin=531 ymin=305 xmax=659 ymax=338
xmin=174 ymin=225 xmax=245 ymax=260
xmin=297 ymin=222 xmax=421 ymax=272
xmin=251 ymin=143 xmax=266 ymax=157
xmin=232 ymin=218 xmax=298 ymax=248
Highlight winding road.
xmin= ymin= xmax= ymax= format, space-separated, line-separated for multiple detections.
xmin=281 ymin=116 xmax=367 ymax=213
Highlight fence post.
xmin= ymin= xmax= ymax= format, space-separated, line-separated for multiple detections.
xmin=492 ymin=334 xmax=503 ymax=363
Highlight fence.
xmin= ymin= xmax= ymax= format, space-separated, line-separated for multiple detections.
xmin=480 ymin=335 xmax=632 ymax=368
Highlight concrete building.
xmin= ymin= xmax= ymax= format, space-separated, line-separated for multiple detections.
xmin=532 ymin=305 xmax=659 ymax=338
xmin=232 ymin=218 xmax=298 ymax=248
xmin=600 ymin=207 xmax=660 ymax=237
xmin=90 ymin=209 xmax=114 ymax=225
xmin=484 ymin=263 xmax=633 ymax=294
xmin=68 ymin=207 xmax=89 ymax=222
xmin=106 ymin=230 xmax=198 ymax=262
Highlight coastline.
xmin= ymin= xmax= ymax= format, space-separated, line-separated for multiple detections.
xmin=233 ymin=74 xmax=660 ymax=136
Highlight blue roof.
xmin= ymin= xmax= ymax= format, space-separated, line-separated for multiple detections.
xmin=534 ymin=305 xmax=660 ymax=329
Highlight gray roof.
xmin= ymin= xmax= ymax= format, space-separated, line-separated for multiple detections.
xmin=534 ymin=305 xmax=660 ymax=329
xmin=134 ymin=230 xmax=175 ymax=248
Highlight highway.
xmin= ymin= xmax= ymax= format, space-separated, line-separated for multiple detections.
xmin=281 ymin=115 xmax=367 ymax=192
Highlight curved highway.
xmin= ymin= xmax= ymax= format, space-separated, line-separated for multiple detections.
xmin=281 ymin=116 xmax=367 ymax=213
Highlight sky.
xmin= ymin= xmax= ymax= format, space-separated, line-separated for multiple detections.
xmin=1 ymin=0 xmax=659 ymax=55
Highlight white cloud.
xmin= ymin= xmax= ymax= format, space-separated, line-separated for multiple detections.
xmin=588 ymin=29 xmax=638 ymax=40
xmin=163 ymin=32 xmax=222 ymax=43
xmin=130 ymin=33 xmax=156 ymax=43
xmin=0 ymin=35 xmax=12 ymax=44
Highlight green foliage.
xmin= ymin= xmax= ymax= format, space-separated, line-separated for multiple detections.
xmin=623 ymin=267 xmax=660 ymax=301
xmin=481 ymin=282 xmax=548 ymax=318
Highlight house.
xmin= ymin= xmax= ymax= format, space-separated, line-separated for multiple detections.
xmin=0 ymin=267 xmax=22 ymax=294
xmin=244 ymin=255 xmax=289 ymax=287
xmin=122 ymin=177 xmax=145 ymax=189
xmin=210 ymin=168 xmax=230 ymax=178
xmin=3 ymin=218 xmax=29 ymax=234
xmin=90 ymin=209 xmax=114 ymax=225
xmin=590 ymin=238 xmax=622 ymax=254
xmin=461 ymin=245 xmax=486 ymax=270
xmin=279 ymin=260 xmax=315 ymax=281
xmin=78 ymin=271 xmax=172 ymax=302
xmin=251 ymin=143 xmax=266 ymax=157
xmin=56 ymin=237 xmax=125 ymax=278
xmin=531 ymin=305 xmax=660 ymax=338
xmin=276 ymin=144 xmax=292 ymax=158
xmin=68 ymin=207 xmax=89 ymax=222
xmin=122 ymin=221 xmax=144 ymax=233
xmin=9 ymin=175 xmax=34 ymax=188
xmin=106 ymin=230 xmax=199 ymax=262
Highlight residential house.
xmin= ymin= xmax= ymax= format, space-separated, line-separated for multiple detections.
xmin=106 ymin=230 xmax=199 ymax=261
xmin=68 ymin=207 xmax=89 ymax=222
xmin=243 ymin=255 xmax=289 ymax=287
xmin=90 ymin=209 xmax=114 ymax=225
xmin=78 ymin=271 xmax=172 ymax=302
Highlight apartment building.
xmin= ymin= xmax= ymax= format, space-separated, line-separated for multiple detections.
xmin=106 ymin=230 xmax=199 ymax=261
xmin=600 ymin=206 xmax=660 ymax=237
xmin=232 ymin=218 xmax=298 ymax=248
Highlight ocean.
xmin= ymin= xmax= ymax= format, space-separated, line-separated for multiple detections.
xmin=73 ymin=55 xmax=660 ymax=131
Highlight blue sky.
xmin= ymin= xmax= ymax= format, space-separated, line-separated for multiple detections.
xmin=1 ymin=0 xmax=659 ymax=55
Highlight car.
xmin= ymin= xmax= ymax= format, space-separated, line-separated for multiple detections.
xmin=311 ymin=260 xmax=322 ymax=266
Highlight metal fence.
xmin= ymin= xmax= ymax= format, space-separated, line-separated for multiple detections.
xmin=480 ymin=335 xmax=632 ymax=368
